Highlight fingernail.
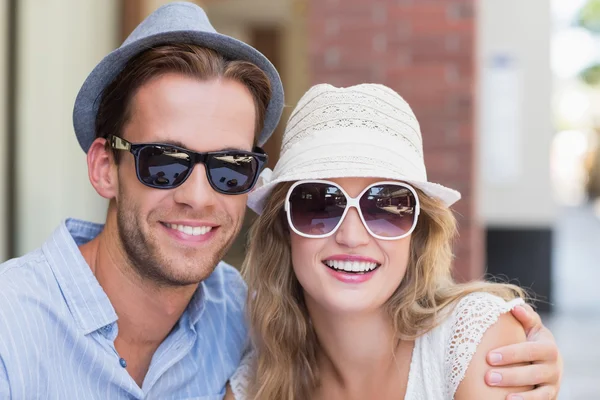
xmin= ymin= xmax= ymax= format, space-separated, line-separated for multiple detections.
xmin=489 ymin=352 xmax=502 ymax=364
xmin=509 ymin=396 xmax=523 ymax=400
xmin=489 ymin=372 xmax=502 ymax=384
xmin=514 ymin=305 xmax=526 ymax=313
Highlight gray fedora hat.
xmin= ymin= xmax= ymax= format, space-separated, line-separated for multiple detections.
xmin=72 ymin=1 xmax=284 ymax=153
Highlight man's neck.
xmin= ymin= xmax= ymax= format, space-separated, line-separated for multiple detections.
xmin=79 ymin=217 xmax=198 ymax=386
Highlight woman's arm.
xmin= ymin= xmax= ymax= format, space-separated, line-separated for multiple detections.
xmin=455 ymin=312 xmax=533 ymax=399
xmin=485 ymin=304 xmax=562 ymax=399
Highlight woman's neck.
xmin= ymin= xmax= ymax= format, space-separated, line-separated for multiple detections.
xmin=306 ymin=296 xmax=414 ymax=399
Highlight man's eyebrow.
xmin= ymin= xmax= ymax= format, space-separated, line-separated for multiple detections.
xmin=157 ymin=140 xmax=251 ymax=153
xmin=219 ymin=147 xmax=252 ymax=152
xmin=155 ymin=139 xmax=187 ymax=148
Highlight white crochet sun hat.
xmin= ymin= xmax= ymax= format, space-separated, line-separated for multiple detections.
xmin=247 ymin=83 xmax=461 ymax=214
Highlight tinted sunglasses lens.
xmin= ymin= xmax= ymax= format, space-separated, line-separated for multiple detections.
xmin=207 ymin=153 xmax=259 ymax=194
xmin=137 ymin=145 xmax=191 ymax=188
xmin=289 ymin=183 xmax=346 ymax=236
xmin=359 ymin=184 xmax=417 ymax=238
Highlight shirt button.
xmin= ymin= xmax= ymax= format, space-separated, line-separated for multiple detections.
xmin=119 ymin=358 xmax=127 ymax=368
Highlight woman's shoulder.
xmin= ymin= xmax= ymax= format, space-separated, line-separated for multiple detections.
xmin=451 ymin=291 xmax=524 ymax=318
xmin=442 ymin=291 xmax=525 ymax=397
xmin=227 ymin=348 xmax=256 ymax=400
xmin=424 ymin=291 xmax=524 ymax=341
xmin=398 ymin=292 xmax=525 ymax=399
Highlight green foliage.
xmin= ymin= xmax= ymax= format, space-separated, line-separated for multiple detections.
xmin=580 ymin=63 xmax=600 ymax=85
xmin=578 ymin=0 xmax=600 ymax=33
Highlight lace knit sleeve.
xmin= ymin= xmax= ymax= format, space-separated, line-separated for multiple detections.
xmin=229 ymin=349 xmax=256 ymax=400
xmin=444 ymin=292 xmax=524 ymax=397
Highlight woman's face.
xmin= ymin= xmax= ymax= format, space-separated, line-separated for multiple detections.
xmin=289 ymin=177 xmax=414 ymax=315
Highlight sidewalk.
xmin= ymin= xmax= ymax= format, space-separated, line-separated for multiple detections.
xmin=549 ymin=204 xmax=600 ymax=399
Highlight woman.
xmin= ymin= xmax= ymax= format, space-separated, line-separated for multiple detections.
xmin=228 ymin=83 xmax=548 ymax=399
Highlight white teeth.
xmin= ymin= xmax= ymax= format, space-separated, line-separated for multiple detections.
xmin=323 ymin=260 xmax=378 ymax=272
xmin=166 ymin=223 xmax=212 ymax=236
xmin=196 ymin=226 xmax=211 ymax=235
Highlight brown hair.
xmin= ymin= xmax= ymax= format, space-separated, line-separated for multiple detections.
xmin=242 ymin=182 xmax=526 ymax=399
xmin=95 ymin=43 xmax=271 ymax=159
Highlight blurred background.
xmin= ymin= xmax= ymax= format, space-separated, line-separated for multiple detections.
xmin=0 ymin=0 xmax=597 ymax=397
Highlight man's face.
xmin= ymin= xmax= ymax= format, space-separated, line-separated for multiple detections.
xmin=114 ymin=73 xmax=256 ymax=286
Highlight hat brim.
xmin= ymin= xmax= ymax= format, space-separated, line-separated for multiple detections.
xmin=247 ymin=165 xmax=461 ymax=215
xmin=73 ymin=30 xmax=284 ymax=153
xmin=248 ymin=131 xmax=461 ymax=214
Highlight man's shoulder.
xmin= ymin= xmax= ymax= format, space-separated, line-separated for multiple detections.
xmin=197 ymin=262 xmax=248 ymax=337
xmin=0 ymin=249 xmax=64 ymax=348
xmin=194 ymin=262 xmax=249 ymax=361
xmin=203 ymin=261 xmax=248 ymax=304
xmin=210 ymin=261 xmax=245 ymax=282
xmin=0 ymin=246 xmax=44 ymax=272
xmin=0 ymin=249 xmax=53 ymax=294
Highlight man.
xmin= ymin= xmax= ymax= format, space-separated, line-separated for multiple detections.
xmin=0 ymin=2 xmax=561 ymax=399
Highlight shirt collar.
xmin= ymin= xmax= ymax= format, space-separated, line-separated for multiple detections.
xmin=43 ymin=218 xmax=118 ymax=335
xmin=187 ymin=282 xmax=206 ymax=328
xmin=43 ymin=218 xmax=209 ymax=334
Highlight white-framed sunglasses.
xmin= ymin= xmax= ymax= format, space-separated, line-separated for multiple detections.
xmin=284 ymin=180 xmax=420 ymax=240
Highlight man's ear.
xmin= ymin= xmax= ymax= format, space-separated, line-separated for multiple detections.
xmin=87 ymin=138 xmax=118 ymax=200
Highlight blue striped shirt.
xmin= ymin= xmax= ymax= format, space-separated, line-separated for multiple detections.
xmin=0 ymin=219 xmax=248 ymax=399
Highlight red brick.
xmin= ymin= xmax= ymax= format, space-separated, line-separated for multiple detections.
xmin=307 ymin=0 xmax=482 ymax=280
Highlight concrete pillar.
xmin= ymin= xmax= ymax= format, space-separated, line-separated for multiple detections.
xmin=15 ymin=0 xmax=118 ymax=255
xmin=477 ymin=0 xmax=554 ymax=310
xmin=0 ymin=0 xmax=8 ymax=261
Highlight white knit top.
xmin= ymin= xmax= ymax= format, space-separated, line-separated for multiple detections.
xmin=229 ymin=292 xmax=524 ymax=400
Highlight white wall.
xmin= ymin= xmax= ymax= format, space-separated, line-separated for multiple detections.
xmin=477 ymin=0 xmax=555 ymax=226
xmin=16 ymin=0 xmax=118 ymax=255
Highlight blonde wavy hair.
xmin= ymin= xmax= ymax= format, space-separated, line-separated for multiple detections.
xmin=241 ymin=181 xmax=526 ymax=400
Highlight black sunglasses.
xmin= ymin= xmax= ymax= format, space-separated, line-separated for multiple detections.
xmin=109 ymin=135 xmax=268 ymax=195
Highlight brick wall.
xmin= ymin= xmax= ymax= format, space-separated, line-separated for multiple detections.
xmin=308 ymin=0 xmax=482 ymax=281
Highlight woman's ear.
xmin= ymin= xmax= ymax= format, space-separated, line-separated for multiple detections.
xmin=87 ymin=137 xmax=118 ymax=199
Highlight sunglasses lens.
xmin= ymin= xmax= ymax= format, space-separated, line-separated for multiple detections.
xmin=360 ymin=184 xmax=417 ymax=238
xmin=288 ymin=183 xmax=346 ymax=236
xmin=207 ymin=153 xmax=259 ymax=194
xmin=137 ymin=145 xmax=191 ymax=188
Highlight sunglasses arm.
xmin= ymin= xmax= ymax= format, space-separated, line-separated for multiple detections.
xmin=109 ymin=135 xmax=132 ymax=151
